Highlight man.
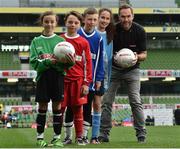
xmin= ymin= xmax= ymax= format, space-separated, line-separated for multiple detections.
xmin=99 ymin=4 xmax=147 ymax=143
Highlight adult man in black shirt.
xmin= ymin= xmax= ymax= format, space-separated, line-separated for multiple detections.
xmin=99 ymin=4 xmax=147 ymax=143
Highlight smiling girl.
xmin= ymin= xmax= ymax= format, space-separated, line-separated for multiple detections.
xmin=30 ymin=11 xmax=74 ymax=147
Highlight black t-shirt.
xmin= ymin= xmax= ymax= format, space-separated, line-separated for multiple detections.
xmin=113 ymin=22 xmax=147 ymax=71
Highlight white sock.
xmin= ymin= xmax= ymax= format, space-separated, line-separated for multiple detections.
xmin=37 ymin=133 xmax=44 ymax=140
xmin=64 ymin=122 xmax=73 ymax=139
xmin=82 ymin=121 xmax=91 ymax=138
xmin=53 ymin=133 xmax=61 ymax=139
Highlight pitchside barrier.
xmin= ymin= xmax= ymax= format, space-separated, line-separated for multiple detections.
xmin=1 ymin=96 xmax=180 ymax=128
xmin=114 ymin=95 xmax=180 ymax=126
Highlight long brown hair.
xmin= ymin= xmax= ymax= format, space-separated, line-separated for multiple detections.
xmin=38 ymin=10 xmax=59 ymax=25
xmin=98 ymin=8 xmax=115 ymax=44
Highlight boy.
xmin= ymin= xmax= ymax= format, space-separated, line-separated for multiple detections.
xmin=63 ymin=8 xmax=104 ymax=144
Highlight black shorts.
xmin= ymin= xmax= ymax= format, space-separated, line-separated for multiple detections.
xmin=95 ymin=81 xmax=105 ymax=96
xmin=35 ymin=68 xmax=64 ymax=103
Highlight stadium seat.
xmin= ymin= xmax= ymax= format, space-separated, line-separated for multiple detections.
xmin=0 ymin=51 xmax=21 ymax=70
xmin=141 ymin=49 xmax=180 ymax=70
xmin=130 ymin=0 xmax=177 ymax=8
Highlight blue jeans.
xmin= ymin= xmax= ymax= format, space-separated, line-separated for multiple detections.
xmin=100 ymin=67 xmax=146 ymax=138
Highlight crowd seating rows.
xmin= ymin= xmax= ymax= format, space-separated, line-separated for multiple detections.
xmin=1 ymin=49 xmax=180 ymax=70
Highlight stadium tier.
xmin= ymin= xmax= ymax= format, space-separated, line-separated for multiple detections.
xmin=1 ymin=6 xmax=180 ymax=125
xmin=113 ymin=95 xmax=180 ymax=125
xmin=141 ymin=49 xmax=180 ymax=70
xmin=0 ymin=51 xmax=21 ymax=70
xmin=0 ymin=49 xmax=180 ymax=70
xmin=130 ymin=0 xmax=177 ymax=8
xmin=1 ymin=48 xmax=180 ymax=70
xmin=1 ymin=2 xmax=180 ymax=131
xmin=0 ymin=0 xmax=178 ymax=8
xmin=0 ymin=7 xmax=180 ymax=47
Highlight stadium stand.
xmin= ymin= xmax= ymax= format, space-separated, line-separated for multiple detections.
xmin=130 ymin=0 xmax=177 ymax=8
xmin=0 ymin=0 xmax=178 ymax=8
xmin=3 ymin=47 xmax=180 ymax=97
xmin=1 ymin=0 xmax=180 ymax=128
xmin=141 ymin=49 xmax=180 ymax=70
xmin=0 ymin=0 xmax=120 ymax=7
xmin=115 ymin=96 xmax=180 ymax=105
xmin=113 ymin=95 xmax=180 ymax=125
xmin=29 ymin=0 xmax=120 ymax=8
xmin=0 ymin=0 xmax=19 ymax=7
xmin=0 ymin=97 xmax=22 ymax=106
xmin=0 ymin=51 xmax=21 ymax=70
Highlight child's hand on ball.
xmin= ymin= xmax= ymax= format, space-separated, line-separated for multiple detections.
xmin=50 ymin=55 xmax=58 ymax=64
xmin=50 ymin=58 xmax=57 ymax=64
xmin=65 ymin=53 xmax=76 ymax=65
xmin=57 ymin=53 xmax=75 ymax=64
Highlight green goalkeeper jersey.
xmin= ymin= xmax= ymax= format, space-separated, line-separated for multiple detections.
xmin=30 ymin=34 xmax=73 ymax=81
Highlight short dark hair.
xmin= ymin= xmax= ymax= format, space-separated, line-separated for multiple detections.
xmin=118 ymin=4 xmax=133 ymax=15
xmin=83 ymin=7 xmax=98 ymax=17
xmin=64 ymin=10 xmax=83 ymax=23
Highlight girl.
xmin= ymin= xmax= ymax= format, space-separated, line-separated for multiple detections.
xmin=97 ymin=8 xmax=115 ymax=143
xmin=30 ymin=11 xmax=74 ymax=147
xmin=97 ymin=8 xmax=114 ymax=94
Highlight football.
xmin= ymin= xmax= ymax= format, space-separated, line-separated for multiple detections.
xmin=114 ymin=48 xmax=136 ymax=68
xmin=53 ymin=41 xmax=75 ymax=60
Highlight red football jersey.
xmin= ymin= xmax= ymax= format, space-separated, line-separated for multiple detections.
xmin=61 ymin=33 xmax=92 ymax=86
xmin=61 ymin=33 xmax=92 ymax=106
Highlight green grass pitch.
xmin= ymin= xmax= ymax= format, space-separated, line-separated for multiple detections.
xmin=0 ymin=126 xmax=180 ymax=148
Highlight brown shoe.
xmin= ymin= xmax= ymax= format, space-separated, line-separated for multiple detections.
xmin=91 ymin=137 xmax=101 ymax=144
